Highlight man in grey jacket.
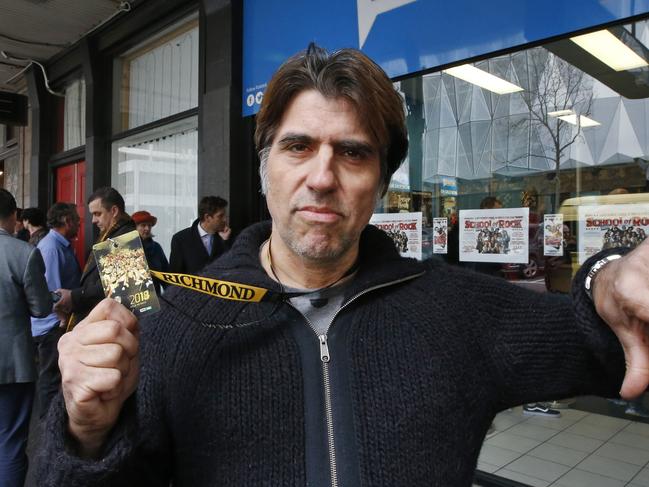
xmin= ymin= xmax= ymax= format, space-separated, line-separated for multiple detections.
xmin=0 ymin=188 xmax=52 ymax=487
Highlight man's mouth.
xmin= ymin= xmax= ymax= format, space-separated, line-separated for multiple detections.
xmin=296 ymin=206 xmax=343 ymax=223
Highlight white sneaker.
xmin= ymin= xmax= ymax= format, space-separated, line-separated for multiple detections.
xmin=523 ymin=403 xmax=561 ymax=418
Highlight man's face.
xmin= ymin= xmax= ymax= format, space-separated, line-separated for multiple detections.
xmin=65 ymin=212 xmax=80 ymax=240
xmin=202 ymin=209 xmax=227 ymax=234
xmin=89 ymin=199 xmax=116 ymax=233
xmin=265 ymin=90 xmax=382 ymax=262
xmin=136 ymin=222 xmax=153 ymax=240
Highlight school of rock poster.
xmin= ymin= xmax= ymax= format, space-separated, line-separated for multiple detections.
xmin=543 ymin=214 xmax=564 ymax=257
xmin=459 ymin=208 xmax=530 ymax=264
xmin=433 ymin=217 xmax=448 ymax=254
xmin=577 ymin=204 xmax=649 ymax=263
xmin=370 ymin=212 xmax=422 ymax=260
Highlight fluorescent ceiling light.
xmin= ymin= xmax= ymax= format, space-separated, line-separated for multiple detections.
xmin=570 ymin=30 xmax=648 ymax=71
xmin=442 ymin=64 xmax=524 ymax=94
xmin=547 ymin=109 xmax=600 ymax=127
xmin=547 ymin=109 xmax=574 ymax=117
xmin=557 ymin=114 xmax=601 ymax=127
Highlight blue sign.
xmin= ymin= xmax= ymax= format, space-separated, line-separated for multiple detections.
xmin=440 ymin=177 xmax=458 ymax=197
xmin=243 ymin=0 xmax=649 ymax=116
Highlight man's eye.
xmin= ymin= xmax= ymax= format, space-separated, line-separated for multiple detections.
xmin=342 ymin=149 xmax=363 ymax=159
xmin=288 ymin=144 xmax=308 ymax=152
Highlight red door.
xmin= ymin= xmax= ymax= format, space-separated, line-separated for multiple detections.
xmin=55 ymin=161 xmax=86 ymax=268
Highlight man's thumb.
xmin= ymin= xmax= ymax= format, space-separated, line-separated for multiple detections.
xmin=620 ymin=344 xmax=649 ymax=399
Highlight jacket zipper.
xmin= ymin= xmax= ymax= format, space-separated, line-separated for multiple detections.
xmin=289 ymin=271 xmax=425 ymax=487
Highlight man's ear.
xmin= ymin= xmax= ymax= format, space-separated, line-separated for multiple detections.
xmin=110 ymin=205 xmax=120 ymax=219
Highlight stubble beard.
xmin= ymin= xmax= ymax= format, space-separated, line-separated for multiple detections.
xmin=278 ymin=222 xmax=356 ymax=263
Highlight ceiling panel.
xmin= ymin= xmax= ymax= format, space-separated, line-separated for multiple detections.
xmin=0 ymin=0 xmax=127 ymax=91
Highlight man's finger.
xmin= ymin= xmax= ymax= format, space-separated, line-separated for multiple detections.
xmin=67 ymin=367 xmax=124 ymax=400
xmin=76 ymin=298 xmax=138 ymax=333
xmin=77 ymin=343 xmax=133 ymax=374
xmin=76 ymin=321 xmax=139 ymax=358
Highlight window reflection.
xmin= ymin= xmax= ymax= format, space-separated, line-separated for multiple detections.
xmin=384 ymin=20 xmax=649 ymax=292
xmin=378 ymin=21 xmax=649 ymax=482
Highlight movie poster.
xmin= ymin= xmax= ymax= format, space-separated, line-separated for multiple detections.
xmin=577 ymin=204 xmax=649 ymax=263
xmin=543 ymin=214 xmax=564 ymax=257
xmin=370 ymin=212 xmax=422 ymax=260
xmin=433 ymin=217 xmax=448 ymax=254
xmin=459 ymin=208 xmax=529 ymax=263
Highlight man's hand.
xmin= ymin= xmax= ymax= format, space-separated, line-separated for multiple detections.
xmin=219 ymin=225 xmax=232 ymax=241
xmin=58 ymin=298 xmax=139 ymax=457
xmin=593 ymin=238 xmax=649 ymax=399
xmin=55 ymin=288 xmax=73 ymax=313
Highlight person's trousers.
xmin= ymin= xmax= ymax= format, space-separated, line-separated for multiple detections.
xmin=0 ymin=382 xmax=35 ymax=487
xmin=33 ymin=325 xmax=64 ymax=419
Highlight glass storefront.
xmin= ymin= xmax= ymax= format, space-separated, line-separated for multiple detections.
xmin=376 ymin=17 xmax=649 ymax=486
xmin=111 ymin=116 xmax=198 ymax=256
xmin=114 ymin=16 xmax=199 ymax=132
xmin=111 ymin=14 xmax=199 ymax=258
xmin=63 ymin=78 xmax=86 ymax=151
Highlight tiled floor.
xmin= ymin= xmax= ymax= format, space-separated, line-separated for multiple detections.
xmin=478 ymin=407 xmax=649 ymax=486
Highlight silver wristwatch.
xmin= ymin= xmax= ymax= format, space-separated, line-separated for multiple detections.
xmin=584 ymin=254 xmax=622 ymax=300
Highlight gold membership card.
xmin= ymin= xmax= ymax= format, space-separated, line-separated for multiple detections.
xmin=93 ymin=230 xmax=161 ymax=317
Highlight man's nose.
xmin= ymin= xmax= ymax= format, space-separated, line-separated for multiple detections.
xmin=306 ymin=146 xmax=337 ymax=192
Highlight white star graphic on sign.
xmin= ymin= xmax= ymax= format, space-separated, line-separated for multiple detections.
xmin=357 ymin=0 xmax=417 ymax=48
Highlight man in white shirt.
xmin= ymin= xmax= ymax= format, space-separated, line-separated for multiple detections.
xmin=169 ymin=196 xmax=232 ymax=274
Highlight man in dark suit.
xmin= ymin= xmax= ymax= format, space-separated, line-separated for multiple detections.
xmin=169 ymin=196 xmax=232 ymax=274
xmin=0 ymin=189 xmax=52 ymax=487
xmin=55 ymin=187 xmax=135 ymax=330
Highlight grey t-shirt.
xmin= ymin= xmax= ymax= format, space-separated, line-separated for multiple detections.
xmin=288 ymin=283 xmax=348 ymax=336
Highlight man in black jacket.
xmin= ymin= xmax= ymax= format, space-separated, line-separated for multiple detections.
xmin=169 ymin=195 xmax=232 ymax=274
xmin=37 ymin=46 xmax=649 ymax=486
xmin=55 ymin=187 xmax=135 ymax=330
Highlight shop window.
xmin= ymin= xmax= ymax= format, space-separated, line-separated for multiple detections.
xmin=63 ymin=79 xmax=86 ymax=151
xmin=111 ymin=116 xmax=198 ymax=257
xmin=378 ymin=18 xmax=649 ymax=485
xmin=115 ymin=16 xmax=198 ymax=131
xmin=386 ymin=20 xmax=649 ymax=275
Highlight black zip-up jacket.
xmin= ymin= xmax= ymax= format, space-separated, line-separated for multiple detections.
xmin=34 ymin=221 xmax=625 ymax=486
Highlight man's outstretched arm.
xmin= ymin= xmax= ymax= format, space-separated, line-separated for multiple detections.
xmin=591 ymin=238 xmax=649 ymax=398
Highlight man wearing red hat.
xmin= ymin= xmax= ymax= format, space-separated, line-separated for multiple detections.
xmin=132 ymin=210 xmax=169 ymax=294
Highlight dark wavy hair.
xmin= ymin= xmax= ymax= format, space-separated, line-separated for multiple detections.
xmin=21 ymin=207 xmax=47 ymax=227
xmin=88 ymin=187 xmax=125 ymax=213
xmin=255 ymin=43 xmax=408 ymax=194
xmin=47 ymin=202 xmax=78 ymax=229
xmin=0 ymin=189 xmax=17 ymax=220
xmin=198 ymin=196 xmax=228 ymax=222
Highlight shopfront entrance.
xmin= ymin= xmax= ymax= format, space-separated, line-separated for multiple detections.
xmin=55 ymin=160 xmax=86 ymax=268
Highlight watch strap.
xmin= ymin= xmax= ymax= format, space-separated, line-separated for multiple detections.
xmin=584 ymin=254 xmax=622 ymax=300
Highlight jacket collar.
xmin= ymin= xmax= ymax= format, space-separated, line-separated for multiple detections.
xmin=105 ymin=214 xmax=135 ymax=239
xmin=200 ymin=221 xmax=426 ymax=300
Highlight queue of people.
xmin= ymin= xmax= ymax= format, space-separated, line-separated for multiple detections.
xmin=0 ymin=185 xmax=231 ymax=487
